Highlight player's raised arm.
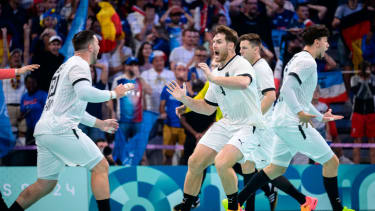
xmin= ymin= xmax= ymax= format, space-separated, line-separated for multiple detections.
xmin=198 ymin=63 xmax=251 ymax=89
xmin=166 ymin=80 xmax=217 ymax=116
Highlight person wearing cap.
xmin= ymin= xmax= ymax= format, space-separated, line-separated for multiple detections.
xmin=160 ymin=5 xmax=194 ymax=51
xmin=109 ymin=57 xmax=151 ymax=165
xmin=31 ymin=34 xmax=65 ymax=92
xmin=140 ymin=50 xmax=175 ymax=150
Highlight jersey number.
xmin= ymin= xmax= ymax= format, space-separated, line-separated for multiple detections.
xmin=45 ymin=74 xmax=60 ymax=111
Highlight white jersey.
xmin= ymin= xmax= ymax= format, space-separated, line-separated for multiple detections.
xmin=34 ymin=56 xmax=92 ymax=135
xmin=205 ymin=55 xmax=265 ymax=127
xmin=253 ymin=58 xmax=276 ymax=122
xmin=272 ymin=51 xmax=318 ymax=127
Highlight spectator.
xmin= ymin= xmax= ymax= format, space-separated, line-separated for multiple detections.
xmin=78 ymin=63 xmax=109 ymax=142
xmin=316 ymin=52 xmax=337 ymax=72
xmin=20 ymin=74 xmax=47 ymax=145
xmin=160 ymin=62 xmax=188 ymax=165
xmin=230 ymin=0 xmax=274 ymax=53
xmin=136 ymin=41 xmax=153 ymax=72
xmin=362 ymin=23 xmax=375 ymax=65
xmin=1 ymin=49 xmax=27 ymax=146
xmin=31 ymin=35 xmax=65 ymax=92
xmin=169 ymin=28 xmax=196 ymax=70
xmin=332 ymin=0 xmax=364 ymax=91
xmin=1 ymin=25 xmax=31 ymax=146
xmin=110 ymin=57 xmax=150 ymax=142
xmin=146 ymin=25 xmax=170 ymax=56
xmin=288 ymin=3 xmax=312 ymax=32
xmin=110 ymin=57 xmax=151 ymax=165
xmin=127 ymin=1 xmax=159 ymax=49
xmin=187 ymin=46 xmax=209 ymax=82
xmin=0 ymin=0 xmax=28 ymax=49
xmin=141 ymin=50 xmax=175 ymax=116
xmin=160 ymin=5 xmax=194 ymax=50
xmin=350 ymin=62 xmax=375 ymax=164
xmin=269 ymin=0 xmax=295 ymax=30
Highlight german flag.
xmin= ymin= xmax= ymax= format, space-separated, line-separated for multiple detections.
xmin=96 ymin=1 xmax=125 ymax=53
xmin=340 ymin=9 xmax=373 ymax=70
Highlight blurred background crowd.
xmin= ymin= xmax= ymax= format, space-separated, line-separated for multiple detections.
xmin=0 ymin=0 xmax=375 ymax=166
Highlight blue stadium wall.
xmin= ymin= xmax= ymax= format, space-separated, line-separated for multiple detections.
xmin=1 ymin=165 xmax=375 ymax=211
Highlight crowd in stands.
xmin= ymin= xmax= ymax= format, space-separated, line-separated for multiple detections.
xmin=1 ymin=0 xmax=375 ymax=166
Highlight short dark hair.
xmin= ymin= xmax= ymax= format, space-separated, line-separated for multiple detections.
xmin=24 ymin=74 xmax=37 ymax=84
xmin=238 ymin=33 xmax=261 ymax=47
xmin=195 ymin=46 xmax=207 ymax=52
xmin=214 ymin=25 xmax=238 ymax=45
xmin=302 ymin=25 xmax=329 ymax=46
xmin=72 ymin=30 xmax=96 ymax=51
xmin=182 ymin=27 xmax=198 ymax=37
xmin=296 ymin=2 xmax=308 ymax=10
xmin=144 ymin=3 xmax=155 ymax=10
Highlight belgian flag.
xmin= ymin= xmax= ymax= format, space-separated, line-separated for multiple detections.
xmin=340 ymin=9 xmax=373 ymax=70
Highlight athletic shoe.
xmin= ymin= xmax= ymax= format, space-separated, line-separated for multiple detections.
xmin=222 ymin=199 xmax=244 ymax=211
xmin=342 ymin=207 xmax=355 ymax=211
xmin=173 ymin=197 xmax=200 ymax=211
xmin=300 ymin=196 xmax=318 ymax=211
xmin=267 ymin=185 xmax=278 ymax=211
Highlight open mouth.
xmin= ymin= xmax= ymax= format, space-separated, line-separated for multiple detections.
xmin=214 ymin=50 xmax=220 ymax=56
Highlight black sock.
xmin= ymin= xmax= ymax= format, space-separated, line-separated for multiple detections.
xmin=243 ymin=172 xmax=256 ymax=211
xmin=181 ymin=193 xmax=196 ymax=211
xmin=323 ymin=176 xmax=343 ymax=211
xmin=9 ymin=201 xmax=24 ymax=211
xmin=271 ymin=176 xmax=306 ymax=204
xmin=227 ymin=192 xmax=238 ymax=210
xmin=233 ymin=163 xmax=243 ymax=175
xmin=0 ymin=192 xmax=8 ymax=210
xmin=96 ymin=198 xmax=110 ymax=211
xmin=260 ymin=183 xmax=272 ymax=196
xmin=238 ymin=170 xmax=271 ymax=206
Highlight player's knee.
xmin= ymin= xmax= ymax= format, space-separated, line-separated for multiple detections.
xmin=241 ymin=161 xmax=255 ymax=174
xmin=214 ymin=156 xmax=230 ymax=172
xmin=325 ymin=155 xmax=339 ymax=168
xmin=92 ymin=158 xmax=109 ymax=174
xmin=188 ymin=155 xmax=204 ymax=174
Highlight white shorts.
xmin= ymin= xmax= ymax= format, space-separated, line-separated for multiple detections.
xmin=198 ymin=120 xmax=258 ymax=164
xmin=247 ymin=127 xmax=275 ymax=169
xmin=271 ymin=126 xmax=334 ymax=167
xmin=36 ymin=129 xmax=104 ymax=180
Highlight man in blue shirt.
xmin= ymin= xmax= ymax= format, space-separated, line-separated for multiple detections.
xmin=160 ymin=62 xmax=188 ymax=165
xmin=20 ymin=74 xmax=48 ymax=145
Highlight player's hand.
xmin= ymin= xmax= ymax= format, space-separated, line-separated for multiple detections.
xmin=198 ymin=63 xmax=215 ymax=82
xmin=114 ymin=83 xmax=135 ymax=98
xmin=166 ymin=81 xmax=187 ymax=102
xmin=16 ymin=64 xmax=40 ymax=75
xmin=176 ymin=105 xmax=186 ymax=118
xmin=100 ymin=119 xmax=119 ymax=134
xmin=322 ymin=109 xmax=344 ymax=122
xmin=298 ymin=111 xmax=316 ymax=128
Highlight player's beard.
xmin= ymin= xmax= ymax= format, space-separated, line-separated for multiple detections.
xmin=218 ymin=48 xmax=228 ymax=63
xmin=90 ymin=50 xmax=98 ymax=65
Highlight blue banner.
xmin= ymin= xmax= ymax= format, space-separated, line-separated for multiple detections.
xmin=0 ymin=82 xmax=15 ymax=157
xmin=87 ymin=165 xmax=375 ymax=211
xmin=1 ymin=165 xmax=374 ymax=210
xmin=59 ymin=0 xmax=88 ymax=60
